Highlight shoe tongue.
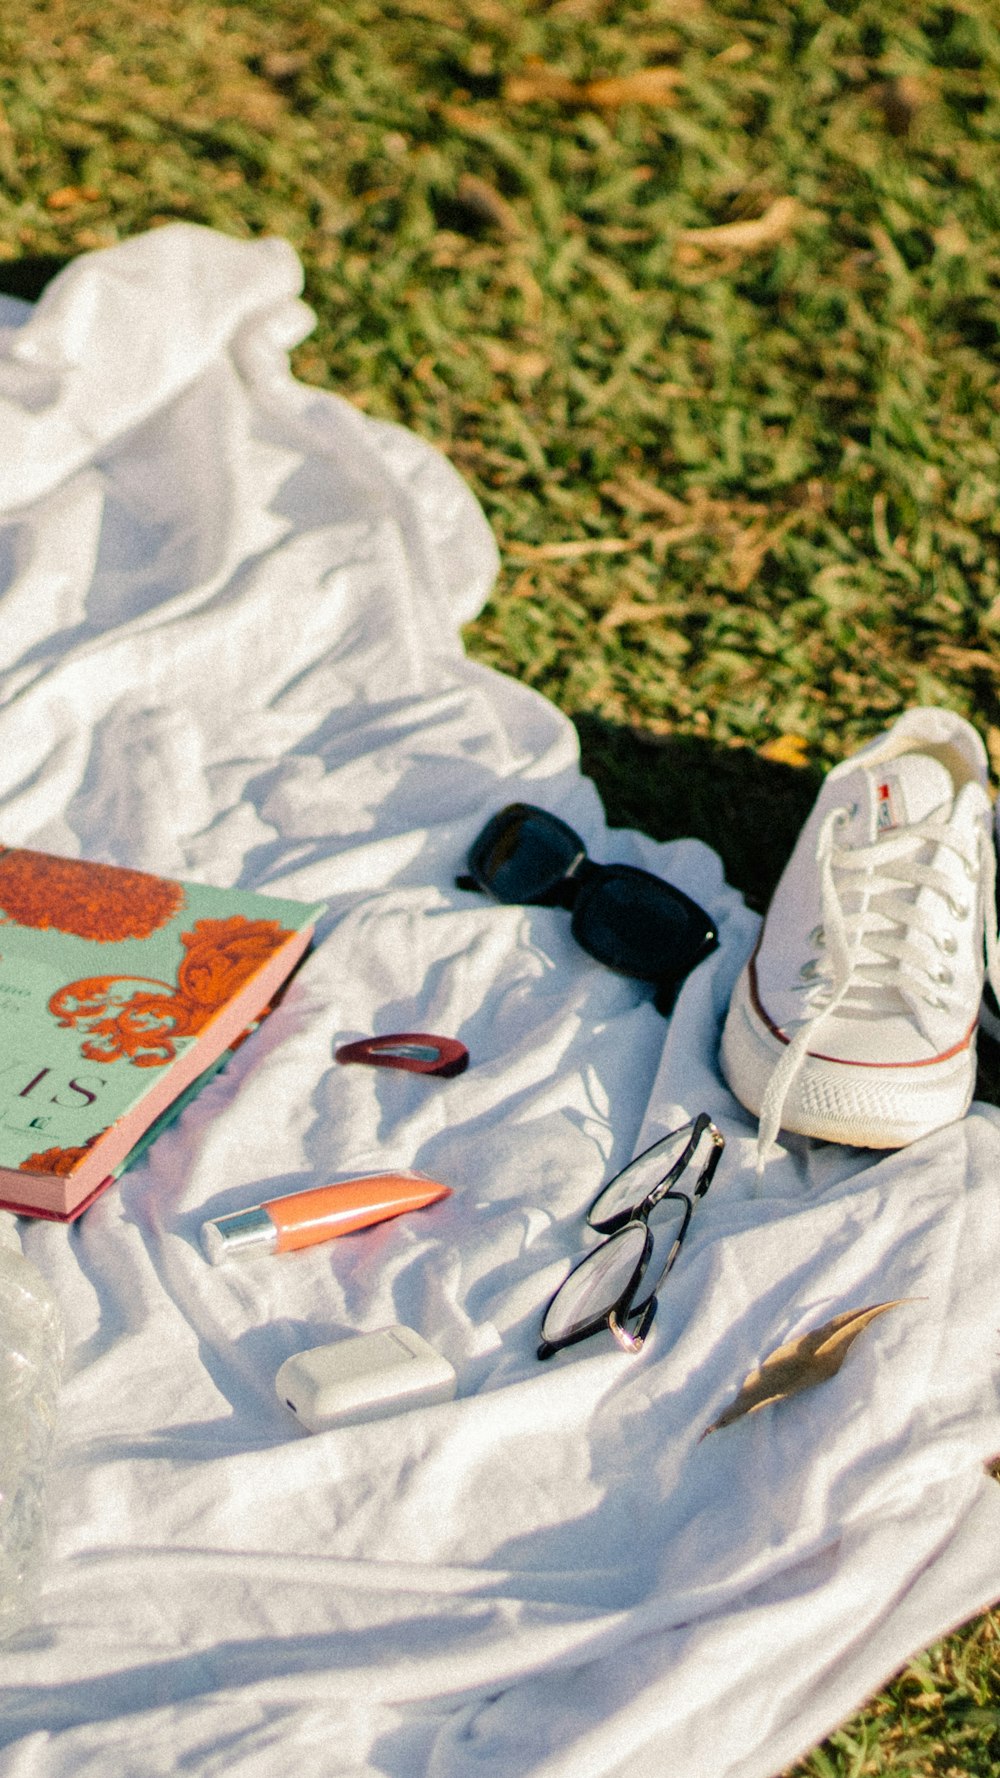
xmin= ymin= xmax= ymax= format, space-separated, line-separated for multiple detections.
xmin=865 ymin=753 xmax=953 ymax=839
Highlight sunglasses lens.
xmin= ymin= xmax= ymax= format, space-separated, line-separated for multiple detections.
xmin=571 ymin=866 xmax=716 ymax=983
xmin=467 ymin=803 xmax=585 ymax=904
xmin=541 ymin=1222 xmax=649 ymax=1347
xmin=588 ymin=1128 xmax=695 ymax=1229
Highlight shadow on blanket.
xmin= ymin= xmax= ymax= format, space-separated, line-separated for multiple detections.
xmin=572 ymin=714 xmax=822 ymax=911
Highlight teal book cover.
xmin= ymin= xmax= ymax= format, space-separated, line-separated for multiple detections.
xmin=0 ymin=847 xmax=325 ymax=1218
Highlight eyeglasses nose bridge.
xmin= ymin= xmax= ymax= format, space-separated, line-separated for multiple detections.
xmin=550 ymin=850 xmax=600 ymax=909
xmin=609 ymin=1297 xmax=657 ymax=1352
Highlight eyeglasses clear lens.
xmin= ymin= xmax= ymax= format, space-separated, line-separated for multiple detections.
xmin=541 ymin=1223 xmax=648 ymax=1346
xmin=469 ymin=804 xmax=583 ymax=903
xmin=589 ymin=1127 xmax=694 ymax=1227
xmin=631 ymin=1197 xmax=688 ymax=1309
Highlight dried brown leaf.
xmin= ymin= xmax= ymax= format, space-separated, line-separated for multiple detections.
xmin=45 ymin=184 xmax=101 ymax=210
xmin=675 ymin=196 xmax=800 ymax=254
xmin=760 ymin=734 xmax=811 ymax=769
xmin=702 ymin=1300 xmax=911 ymax=1437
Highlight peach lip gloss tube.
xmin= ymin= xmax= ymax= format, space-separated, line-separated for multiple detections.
xmin=200 ymin=1172 xmax=451 ymax=1264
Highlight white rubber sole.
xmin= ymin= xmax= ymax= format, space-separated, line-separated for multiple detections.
xmin=720 ymin=966 xmax=976 ymax=1149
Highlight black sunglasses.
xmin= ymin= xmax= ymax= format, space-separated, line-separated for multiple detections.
xmin=458 ymin=803 xmax=717 ymax=1013
xmin=538 ymin=1114 xmax=724 ymax=1359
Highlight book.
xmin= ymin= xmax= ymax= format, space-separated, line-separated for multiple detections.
xmin=0 ymin=846 xmax=326 ymax=1219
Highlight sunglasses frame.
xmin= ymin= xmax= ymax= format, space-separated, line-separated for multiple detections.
xmin=461 ymin=802 xmax=718 ymax=1009
xmin=538 ymin=1114 xmax=724 ymax=1360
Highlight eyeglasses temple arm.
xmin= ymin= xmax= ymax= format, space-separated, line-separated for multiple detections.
xmin=693 ymin=1124 xmax=725 ymax=1198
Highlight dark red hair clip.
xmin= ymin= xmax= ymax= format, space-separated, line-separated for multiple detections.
xmin=334 ymin=1033 xmax=469 ymax=1077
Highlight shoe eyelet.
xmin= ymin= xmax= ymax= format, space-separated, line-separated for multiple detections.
xmin=808 ymin=925 xmax=825 ymax=948
xmin=937 ymin=933 xmax=957 ymax=956
xmin=799 ymin=959 xmax=822 ymax=981
xmin=932 ymin=965 xmax=954 ymax=986
xmin=963 ymin=856 xmax=978 ymax=881
xmin=947 ymin=895 xmax=970 ymax=920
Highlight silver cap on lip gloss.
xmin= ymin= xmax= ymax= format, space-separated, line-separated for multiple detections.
xmin=200 ymin=1206 xmax=277 ymax=1265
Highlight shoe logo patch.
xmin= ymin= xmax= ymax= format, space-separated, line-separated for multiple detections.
xmin=876 ymin=779 xmax=900 ymax=832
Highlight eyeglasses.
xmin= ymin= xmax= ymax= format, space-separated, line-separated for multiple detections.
xmin=458 ymin=803 xmax=717 ymax=1013
xmin=538 ymin=1114 xmax=724 ymax=1359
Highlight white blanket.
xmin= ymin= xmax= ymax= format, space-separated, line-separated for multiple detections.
xmin=2 ymin=225 xmax=999 ymax=1778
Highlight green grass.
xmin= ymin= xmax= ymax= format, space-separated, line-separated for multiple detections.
xmin=3 ymin=0 xmax=1000 ymax=1769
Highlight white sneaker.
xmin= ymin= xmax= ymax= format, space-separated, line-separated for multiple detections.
xmin=720 ymin=708 xmax=1000 ymax=1163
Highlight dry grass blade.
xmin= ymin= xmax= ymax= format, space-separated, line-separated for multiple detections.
xmin=675 ymin=196 xmax=800 ymax=253
xmin=583 ymin=67 xmax=684 ymax=107
xmin=701 ymin=1300 xmax=911 ymax=1437
xmin=600 ymin=475 xmax=693 ymax=522
xmin=931 ymin=643 xmax=1000 ymax=675
xmin=506 ymin=519 xmax=707 ymax=563
xmin=503 ymin=63 xmax=682 ymax=108
xmin=507 ymin=534 xmax=646 ymax=561
xmin=502 ymin=64 xmax=583 ymax=105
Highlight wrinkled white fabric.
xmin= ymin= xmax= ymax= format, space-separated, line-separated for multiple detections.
xmin=1 ymin=225 xmax=1000 ymax=1778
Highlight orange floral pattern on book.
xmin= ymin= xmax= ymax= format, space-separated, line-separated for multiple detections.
xmin=20 ymin=1134 xmax=104 ymax=1176
xmin=48 ymin=917 xmax=293 ymax=1067
xmin=0 ymin=847 xmax=184 ymax=941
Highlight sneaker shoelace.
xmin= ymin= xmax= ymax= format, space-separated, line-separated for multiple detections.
xmin=755 ymin=802 xmax=1000 ymax=1169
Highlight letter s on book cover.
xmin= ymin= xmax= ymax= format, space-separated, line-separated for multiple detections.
xmin=0 ymin=847 xmax=326 ymax=1220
